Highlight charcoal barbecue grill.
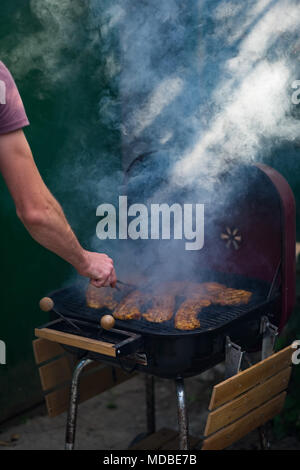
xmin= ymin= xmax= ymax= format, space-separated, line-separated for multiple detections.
xmin=35 ymin=163 xmax=296 ymax=450
xmin=37 ymin=273 xmax=280 ymax=378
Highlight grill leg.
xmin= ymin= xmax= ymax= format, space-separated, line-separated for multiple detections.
xmin=256 ymin=319 xmax=276 ymax=450
xmin=175 ymin=378 xmax=189 ymax=450
xmin=145 ymin=375 xmax=156 ymax=435
xmin=65 ymin=358 xmax=93 ymax=450
xmin=258 ymin=425 xmax=270 ymax=450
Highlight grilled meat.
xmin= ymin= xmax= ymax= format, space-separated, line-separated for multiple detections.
xmin=142 ymin=293 xmax=175 ymax=323
xmin=175 ymin=297 xmax=211 ymax=330
xmin=213 ymin=288 xmax=252 ymax=306
xmin=201 ymin=282 xmax=227 ymax=294
xmin=174 ymin=283 xmax=252 ymax=330
xmin=113 ymin=290 xmax=145 ymax=320
xmin=93 ymin=278 xmax=253 ymax=331
xmin=184 ymin=282 xmax=225 ymax=298
xmin=86 ymin=285 xmax=118 ymax=310
xmin=190 ymin=283 xmax=251 ymax=305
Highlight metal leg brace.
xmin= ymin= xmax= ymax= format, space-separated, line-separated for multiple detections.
xmin=258 ymin=316 xmax=278 ymax=450
xmin=175 ymin=378 xmax=189 ymax=450
xmin=224 ymin=336 xmax=244 ymax=379
xmin=145 ymin=375 xmax=156 ymax=435
xmin=260 ymin=316 xmax=278 ymax=361
xmin=65 ymin=358 xmax=93 ymax=450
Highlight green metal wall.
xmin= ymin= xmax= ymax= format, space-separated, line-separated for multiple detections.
xmin=0 ymin=0 xmax=121 ymax=422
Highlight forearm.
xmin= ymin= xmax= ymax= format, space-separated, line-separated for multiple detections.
xmin=19 ymin=195 xmax=89 ymax=273
xmin=0 ymin=129 xmax=116 ymax=287
xmin=18 ymin=192 xmax=117 ymax=287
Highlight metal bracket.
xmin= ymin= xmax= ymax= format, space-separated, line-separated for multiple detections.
xmin=258 ymin=316 xmax=278 ymax=450
xmin=224 ymin=336 xmax=244 ymax=379
xmin=260 ymin=316 xmax=278 ymax=360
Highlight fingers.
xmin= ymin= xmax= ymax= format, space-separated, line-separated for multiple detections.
xmin=91 ymin=273 xmax=111 ymax=288
xmin=90 ymin=261 xmax=116 ymax=288
xmin=83 ymin=251 xmax=116 ymax=288
xmin=103 ymin=260 xmax=115 ymax=287
xmin=90 ymin=278 xmax=104 ymax=288
xmin=109 ymin=267 xmax=117 ymax=288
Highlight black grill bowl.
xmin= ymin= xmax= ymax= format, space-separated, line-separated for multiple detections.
xmin=45 ymin=274 xmax=281 ymax=378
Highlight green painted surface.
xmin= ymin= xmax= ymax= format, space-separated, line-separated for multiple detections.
xmin=0 ymin=0 xmax=121 ymax=422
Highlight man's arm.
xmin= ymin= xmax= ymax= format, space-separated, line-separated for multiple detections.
xmin=0 ymin=129 xmax=117 ymax=288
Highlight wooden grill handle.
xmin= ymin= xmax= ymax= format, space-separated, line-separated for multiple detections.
xmin=100 ymin=315 xmax=116 ymax=330
xmin=39 ymin=297 xmax=54 ymax=312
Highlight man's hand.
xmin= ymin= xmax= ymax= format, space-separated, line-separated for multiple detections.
xmin=78 ymin=251 xmax=117 ymax=288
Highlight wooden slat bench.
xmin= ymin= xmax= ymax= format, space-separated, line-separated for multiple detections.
xmin=202 ymin=344 xmax=294 ymax=450
xmin=33 ymin=338 xmax=135 ymax=418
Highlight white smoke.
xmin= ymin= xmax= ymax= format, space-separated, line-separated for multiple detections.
xmin=173 ymin=60 xmax=299 ymax=186
xmin=6 ymin=0 xmax=300 ymax=184
xmin=126 ymin=77 xmax=184 ymax=141
xmin=172 ymin=0 xmax=300 ymax=185
xmin=5 ymin=0 xmax=92 ymax=87
xmin=92 ymin=0 xmax=300 ymax=185
xmin=173 ymin=0 xmax=300 ymax=184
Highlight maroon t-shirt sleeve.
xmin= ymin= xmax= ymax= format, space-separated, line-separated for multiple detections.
xmin=0 ymin=61 xmax=29 ymax=135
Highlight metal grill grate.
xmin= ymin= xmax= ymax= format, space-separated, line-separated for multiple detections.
xmin=48 ymin=273 xmax=279 ymax=336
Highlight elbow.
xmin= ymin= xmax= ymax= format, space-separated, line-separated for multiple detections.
xmin=17 ymin=205 xmax=50 ymax=228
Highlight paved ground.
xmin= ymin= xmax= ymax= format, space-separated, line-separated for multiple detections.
xmin=0 ymin=364 xmax=299 ymax=451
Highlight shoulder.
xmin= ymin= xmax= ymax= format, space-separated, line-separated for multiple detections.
xmin=0 ymin=61 xmax=15 ymax=91
xmin=0 ymin=61 xmax=17 ymax=106
xmin=0 ymin=60 xmax=29 ymax=132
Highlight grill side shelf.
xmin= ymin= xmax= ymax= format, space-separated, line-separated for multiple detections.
xmin=35 ymin=320 xmax=143 ymax=358
xmin=35 ymin=326 xmax=117 ymax=357
xmin=111 ymin=328 xmax=144 ymax=357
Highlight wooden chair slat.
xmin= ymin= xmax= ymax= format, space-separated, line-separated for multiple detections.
xmin=202 ymin=392 xmax=286 ymax=450
xmin=39 ymin=356 xmax=72 ymax=391
xmin=78 ymin=365 xmax=134 ymax=403
xmin=45 ymin=386 xmax=70 ymax=418
xmin=44 ymin=365 xmax=135 ymax=417
xmin=205 ymin=367 xmax=291 ymax=436
xmin=209 ymin=345 xmax=293 ymax=410
xmin=33 ymin=338 xmax=65 ymax=364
